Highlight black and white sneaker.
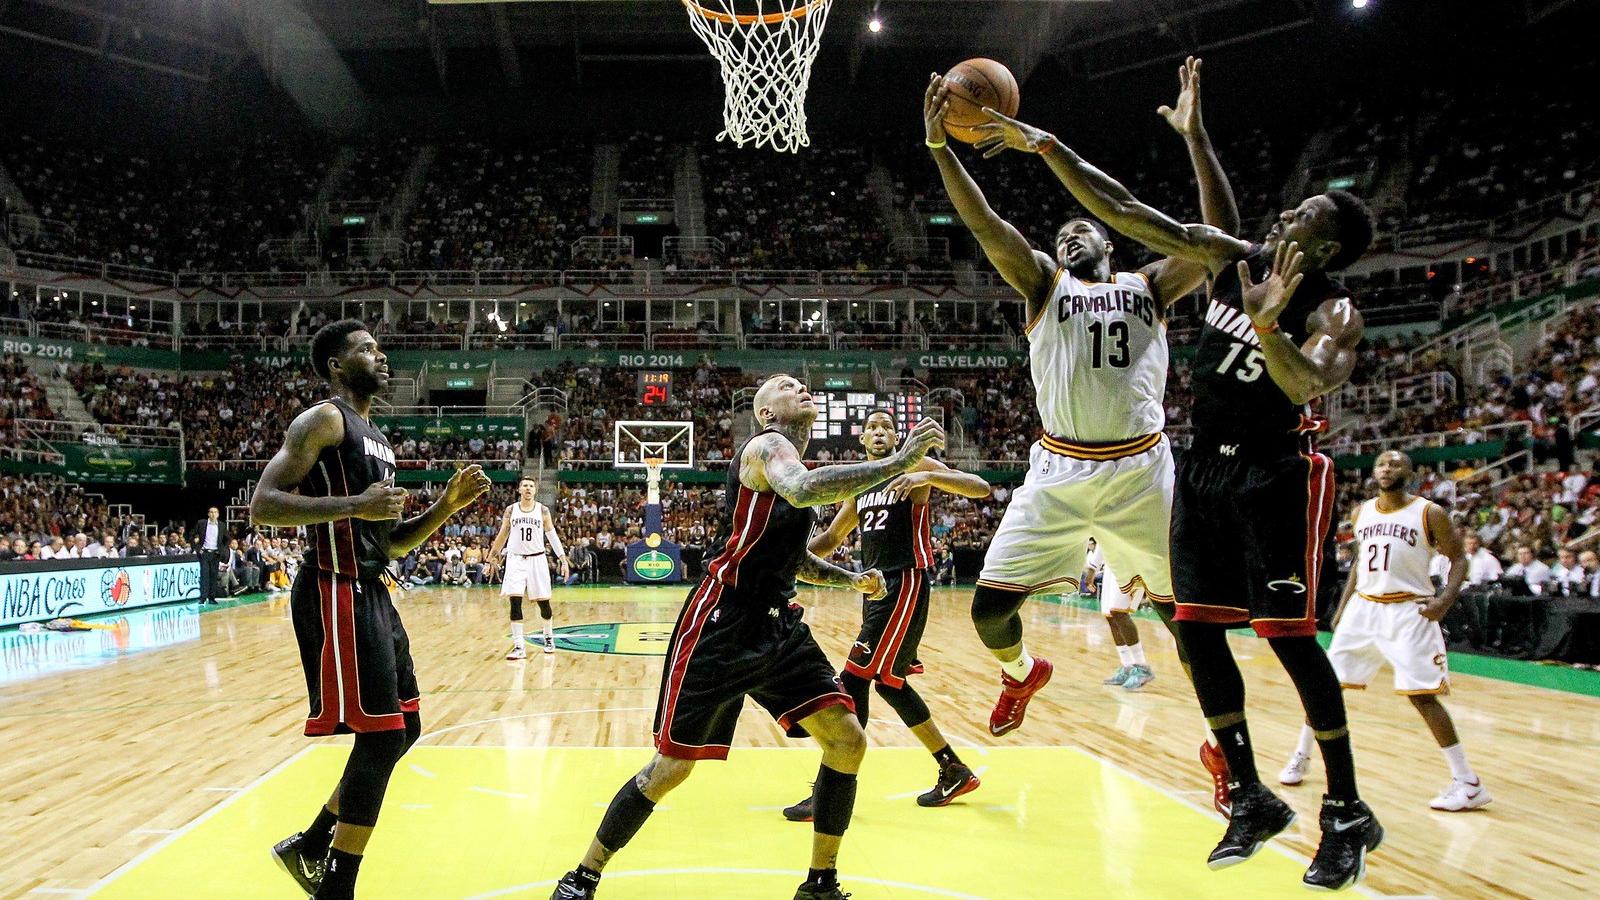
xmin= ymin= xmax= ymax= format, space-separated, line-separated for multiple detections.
xmin=269 ymin=833 xmax=325 ymax=896
xmin=550 ymin=868 xmax=599 ymax=899
xmin=782 ymin=790 xmax=815 ymax=822
xmin=917 ymin=763 xmax=981 ymax=807
xmin=1205 ymin=782 xmax=1298 ymax=869
xmin=1303 ymin=796 xmax=1384 ymax=891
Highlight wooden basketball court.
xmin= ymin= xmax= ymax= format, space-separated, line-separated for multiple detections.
xmin=2 ymin=584 xmax=1595 ymax=898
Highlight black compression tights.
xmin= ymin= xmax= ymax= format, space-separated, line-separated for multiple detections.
xmin=336 ymin=711 xmax=421 ymax=828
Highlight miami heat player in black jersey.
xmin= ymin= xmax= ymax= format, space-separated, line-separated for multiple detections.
xmin=553 ymin=376 xmax=943 ymax=900
xmin=782 ymin=410 xmax=991 ymax=821
xmin=252 ymin=320 xmax=489 ymax=900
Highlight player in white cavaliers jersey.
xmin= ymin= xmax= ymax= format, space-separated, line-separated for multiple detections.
xmin=926 ymin=59 xmax=1235 ymax=739
xmin=1082 ymin=539 xmax=1154 ymax=691
xmin=1279 ymin=451 xmax=1491 ymax=811
xmin=489 ymin=477 xmax=569 ymax=659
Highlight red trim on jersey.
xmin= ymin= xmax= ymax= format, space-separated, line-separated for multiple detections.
xmin=875 ymin=569 xmax=922 ymax=688
xmin=705 ymin=487 xmax=776 ymax=589
xmin=305 ymin=572 xmax=405 ymax=735
xmin=1173 ymin=602 xmax=1250 ymax=625
xmin=911 ymin=502 xmax=934 ymax=568
xmin=654 ymin=579 xmax=728 ymax=760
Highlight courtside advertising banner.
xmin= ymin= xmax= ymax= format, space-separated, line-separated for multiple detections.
xmin=0 ymin=556 xmax=203 ymax=628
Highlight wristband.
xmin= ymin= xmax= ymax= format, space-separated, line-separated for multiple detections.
xmin=1252 ymin=320 xmax=1280 ymax=336
xmin=924 ymin=138 xmax=947 ymax=150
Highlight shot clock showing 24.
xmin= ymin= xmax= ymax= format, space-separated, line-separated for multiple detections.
xmin=638 ymin=371 xmax=673 ymax=406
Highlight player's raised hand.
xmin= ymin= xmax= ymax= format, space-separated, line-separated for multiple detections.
xmin=972 ymin=108 xmax=1056 ymax=159
xmin=1157 ymin=56 xmax=1204 ymax=139
xmin=884 ymin=470 xmax=931 ymax=502
xmin=1241 ymin=240 xmax=1306 ymax=329
xmin=924 ymin=73 xmax=950 ymax=145
xmin=896 ymin=417 xmax=946 ymax=467
xmin=443 ymin=464 xmax=492 ymax=510
xmin=854 ymin=568 xmax=888 ymax=602
xmin=352 ymin=478 xmax=408 ymax=521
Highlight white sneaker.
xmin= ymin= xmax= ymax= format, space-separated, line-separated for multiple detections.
xmin=543 ymin=635 xmax=556 ymax=654
xmin=505 ymin=644 xmax=527 ymax=661
xmin=1279 ymin=751 xmax=1311 ymax=786
xmin=1430 ymin=778 xmax=1492 ymax=811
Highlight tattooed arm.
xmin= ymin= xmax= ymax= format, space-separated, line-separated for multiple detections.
xmin=798 ymin=552 xmax=888 ymax=601
xmin=746 ymin=419 xmax=946 ymax=509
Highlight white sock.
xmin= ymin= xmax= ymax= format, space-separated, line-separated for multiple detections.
xmin=511 ymin=621 xmax=524 ymax=644
xmin=1115 ymin=645 xmax=1133 ymax=666
xmin=1000 ymin=650 xmax=1035 ymax=682
xmin=1296 ymin=723 xmax=1316 ymax=758
xmin=1127 ymin=643 xmax=1147 ymax=666
xmin=1204 ymin=724 xmax=1218 ymax=748
xmin=542 ymin=622 xmax=554 ymax=640
xmin=1441 ymin=743 xmax=1475 ymax=782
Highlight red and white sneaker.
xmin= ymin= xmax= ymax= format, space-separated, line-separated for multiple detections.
xmin=988 ymin=657 xmax=1053 ymax=736
xmin=1200 ymin=740 xmax=1233 ymax=818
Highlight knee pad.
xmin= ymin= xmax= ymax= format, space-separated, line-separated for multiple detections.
xmin=509 ymin=597 xmax=523 ymax=621
xmin=971 ymin=585 xmax=1028 ymax=650
xmin=338 ymin=729 xmax=410 ymax=827
xmin=536 ymin=599 xmax=553 ymax=620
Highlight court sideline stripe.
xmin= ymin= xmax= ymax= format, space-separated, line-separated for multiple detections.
xmin=86 ymin=746 xmax=314 ymax=895
xmin=463 ymin=867 xmax=991 ymax=899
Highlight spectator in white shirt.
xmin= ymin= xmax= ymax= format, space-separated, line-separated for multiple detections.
xmin=1461 ymin=533 xmax=1504 ymax=585
xmin=1549 ymin=547 xmax=1587 ymax=595
xmin=1581 ymin=550 xmax=1600 ymax=599
xmin=84 ymin=532 xmax=117 ymax=559
xmin=1506 ymin=545 xmax=1553 ymax=594
xmin=70 ymin=533 xmax=88 ymax=558
xmin=39 ymin=536 xmax=68 ymax=559
xmin=1559 ymin=466 xmax=1588 ymax=505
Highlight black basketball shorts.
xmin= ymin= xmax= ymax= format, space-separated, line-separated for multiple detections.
xmin=652 ymin=577 xmax=853 ymax=760
xmin=844 ymin=567 xmax=929 ymax=689
xmin=1171 ymin=441 xmax=1335 ymax=638
xmin=291 ymin=567 xmax=419 ymax=736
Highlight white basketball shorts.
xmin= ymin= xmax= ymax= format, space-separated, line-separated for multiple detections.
xmin=1327 ymin=594 xmax=1449 ymax=694
xmin=978 ymin=434 xmax=1174 ymax=602
xmin=502 ymin=553 xmax=553 ymax=600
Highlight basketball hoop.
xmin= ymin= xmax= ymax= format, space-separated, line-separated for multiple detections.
xmin=681 ymin=0 xmax=834 ymax=153
xmin=643 ymin=456 xmax=667 ymax=505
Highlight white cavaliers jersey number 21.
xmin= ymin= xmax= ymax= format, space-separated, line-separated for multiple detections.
xmin=1026 ymin=269 xmax=1166 ymax=442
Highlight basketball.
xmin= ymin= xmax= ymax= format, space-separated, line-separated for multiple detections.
xmin=941 ymin=58 xmax=1021 ymax=144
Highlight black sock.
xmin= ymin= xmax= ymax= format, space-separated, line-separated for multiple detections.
xmin=1212 ymin=719 xmax=1260 ymax=787
xmin=1317 ymin=731 xmax=1359 ymax=801
xmin=807 ymin=867 xmax=839 ymax=888
xmin=574 ymin=865 xmax=601 ymax=887
xmin=316 ymin=848 xmax=361 ymax=900
xmin=301 ymin=805 xmax=338 ymax=857
xmin=932 ymin=745 xmax=961 ymax=769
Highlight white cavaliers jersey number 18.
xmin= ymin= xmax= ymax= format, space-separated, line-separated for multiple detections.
xmin=1353 ymin=497 xmax=1436 ymax=602
xmin=505 ymin=502 xmax=546 ymax=555
xmin=1026 ymin=269 xmax=1167 ymax=441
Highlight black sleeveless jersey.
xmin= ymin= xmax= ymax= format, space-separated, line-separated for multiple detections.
xmin=299 ymin=397 xmax=397 ymax=576
xmin=855 ymin=476 xmax=934 ymax=573
xmin=704 ymin=427 xmax=817 ymax=605
xmin=1190 ymin=244 xmax=1350 ymax=451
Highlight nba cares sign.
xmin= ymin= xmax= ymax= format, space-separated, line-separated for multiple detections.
xmin=0 ymin=556 xmax=204 ymax=628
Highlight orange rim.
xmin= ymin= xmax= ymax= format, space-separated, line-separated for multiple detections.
xmin=683 ymin=0 xmax=828 ymax=26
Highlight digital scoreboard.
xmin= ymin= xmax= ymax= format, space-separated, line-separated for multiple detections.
xmin=638 ymin=371 xmax=673 ymax=406
xmin=809 ymin=391 xmax=927 ymax=445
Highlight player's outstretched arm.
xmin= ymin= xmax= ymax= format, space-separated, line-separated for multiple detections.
xmin=972 ymin=109 xmax=1247 ymax=276
xmin=798 ymin=554 xmax=888 ymax=601
xmin=753 ymin=419 xmax=945 ymax=508
xmin=808 ymin=499 xmax=860 ymax=557
xmin=1242 ymin=241 xmax=1364 ymax=404
xmin=923 ymin=74 xmax=1054 ymax=312
xmin=251 ymin=403 xmax=406 ymax=527
xmin=1144 ymin=56 xmax=1240 ymax=307
xmin=1419 ymin=504 xmax=1468 ymax=622
xmin=389 ymin=465 xmax=492 ymax=557
xmin=883 ymin=457 xmax=991 ymax=503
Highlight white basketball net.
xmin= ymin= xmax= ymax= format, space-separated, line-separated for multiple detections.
xmin=682 ymin=0 xmax=834 ymax=153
